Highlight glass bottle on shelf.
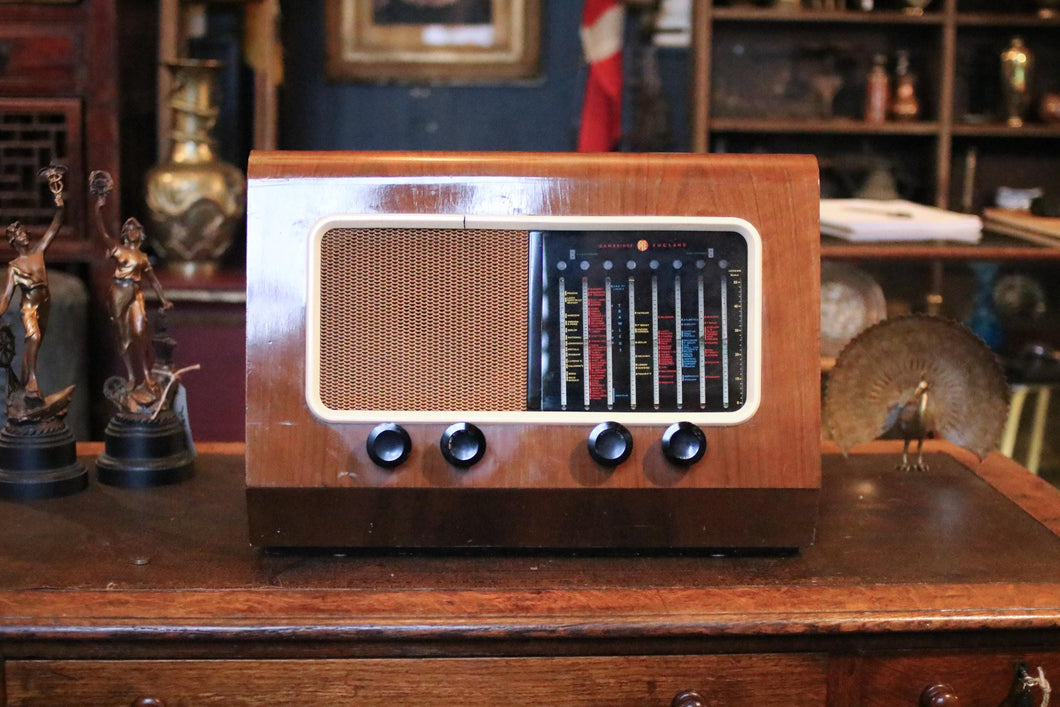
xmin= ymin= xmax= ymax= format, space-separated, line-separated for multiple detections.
xmin=865 ymin=54 xmax=889 ymax=125
xmin=890 ymin=50 xmax=920 ymax=121
xmin=1000 ymin=37 xmax=1034 ymax=128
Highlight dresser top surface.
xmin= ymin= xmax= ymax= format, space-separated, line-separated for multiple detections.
xmin=1 ymin=441 xmax=1059 ymax=644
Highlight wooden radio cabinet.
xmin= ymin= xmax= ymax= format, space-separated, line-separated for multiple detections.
xmin=245 ymin=151 xmax=822 ymax=551
xmin=0 ymin=441 xmax=1059 ymax=704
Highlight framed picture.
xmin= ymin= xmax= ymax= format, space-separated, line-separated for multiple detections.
xmin=326 ymin=0 xmax=541 ymax=83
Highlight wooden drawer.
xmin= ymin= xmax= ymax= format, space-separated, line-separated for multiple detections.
xmin=5 ymin=654 xmax=828 ymax=706
xmin=0 ymin=22 xmax=81 ymax=93
xmin=855 ymin=651 xmax=1060 ymax=706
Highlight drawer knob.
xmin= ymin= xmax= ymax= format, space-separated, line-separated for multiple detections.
xmin=131 ymin=699 xmax=166 ymax=707
xmin=671 ymin=690 xmax=707 ymax=707
xmin=919 ymin=683 xmax=960 ymax=707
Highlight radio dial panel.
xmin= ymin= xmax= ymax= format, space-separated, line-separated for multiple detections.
xmin=306 ymin=216 xmax=761 ymax=428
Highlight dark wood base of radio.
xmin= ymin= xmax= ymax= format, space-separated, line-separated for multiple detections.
xmin=246 ymin=487 xmax=820 ymax=549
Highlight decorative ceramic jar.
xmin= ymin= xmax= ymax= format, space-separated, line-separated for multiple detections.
xmin=146 ymin=59 xmax=245 ymax=276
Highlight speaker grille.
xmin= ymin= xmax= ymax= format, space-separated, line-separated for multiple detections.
xmin=317 ymin=228 xmax=528 ymax=412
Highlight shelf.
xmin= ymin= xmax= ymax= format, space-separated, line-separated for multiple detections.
xmin=952 ymin=123 xmax=1060 ymax=137
xmin=955 ymin=12 xmax=1060 ymax=26
xmin=711 ymin=7 xmax=1060 ymax=25
xmin=711 ymin=7 xmax=945 ymax=23
xmin=710 ymin=118 xmax=941 ymax=135
xmin=821 ymin=232 xmax=1060 ymax=260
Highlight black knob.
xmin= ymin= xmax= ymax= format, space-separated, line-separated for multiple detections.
xmin=662 ymin=422 xmax=707 ymax=466
xmin=587 ymin=421 xmax=633 ymax=467
xmin=440 ymin=422 xmax=486 ymax=468
xmin=366 ymin=423 xmax=412 ymax=469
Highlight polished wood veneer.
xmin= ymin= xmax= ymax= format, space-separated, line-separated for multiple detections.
xmin=1 ymin=442 xmax=1059 ymax=704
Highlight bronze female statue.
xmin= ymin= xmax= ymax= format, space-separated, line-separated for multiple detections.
xmin=90 ymin=170 xmax=172 ymax=404
xmin=0 ymin=165 xmax=66 ymax=402
xmin=90 ymin=170 xmax=197 ymax=488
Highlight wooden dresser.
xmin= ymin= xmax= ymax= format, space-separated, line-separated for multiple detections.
xmin=1 ymin=441 xmax=1058 ymax=705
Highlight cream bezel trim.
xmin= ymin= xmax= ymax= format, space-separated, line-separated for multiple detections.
xmin=306 ymin=214 xmax=762 ymax=426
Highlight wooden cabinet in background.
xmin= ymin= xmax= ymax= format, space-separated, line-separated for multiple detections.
xmin=0 ymin=0 xmax=120 ymax=259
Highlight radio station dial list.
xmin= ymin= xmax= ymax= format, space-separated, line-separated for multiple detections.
xmin=533 ymin=230 xmax=749 ymax=414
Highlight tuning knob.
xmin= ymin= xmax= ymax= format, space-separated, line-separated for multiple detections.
xmin=440 ymin=422 xmax=487 ymax=468
xmin=587 ymin=421 xmax=633 ymax=467
xmin=662 ymin=422 xmax=707 ymax=466
xmin=366 ymin=423 xmax=412 ymax=469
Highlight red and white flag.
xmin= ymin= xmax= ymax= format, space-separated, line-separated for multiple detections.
xmin=577 ymin=0 xmax=625 ymax=152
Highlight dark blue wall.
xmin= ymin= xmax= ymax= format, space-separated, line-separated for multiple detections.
xmin=278 ymin=0 xmax=690 ymax=152
xmin=279 ymin=0 xmax=585 ymax=151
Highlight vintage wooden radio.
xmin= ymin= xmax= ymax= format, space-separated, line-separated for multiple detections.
xmin=245 ymin=151 xmax=821 ymax=549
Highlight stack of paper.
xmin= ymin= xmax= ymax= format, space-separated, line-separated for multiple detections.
xmin=820 ymin=199 xmax=982 ymax=243
xmin=981 ymin=208 xmax=1060 ymax=247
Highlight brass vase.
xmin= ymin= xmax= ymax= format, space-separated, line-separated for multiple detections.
xmin=1000 ymin=37 xmax=1034 ymax=128
xmin=146 ymin=59 xmax=245 ymax=277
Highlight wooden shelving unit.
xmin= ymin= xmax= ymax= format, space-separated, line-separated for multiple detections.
xmin=691 ymin=0 xmax=1060 ymax=214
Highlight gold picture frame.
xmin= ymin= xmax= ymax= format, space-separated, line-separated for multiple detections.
xmin=326 ymin=0 xmax=541 ymax=83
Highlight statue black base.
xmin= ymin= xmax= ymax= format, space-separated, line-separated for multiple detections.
xmin=0 ymin=419 xmax=86 ymax=500
xmin=96 ymin=410 xmax=194 ymax=488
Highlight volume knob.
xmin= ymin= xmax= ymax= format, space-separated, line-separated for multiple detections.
xmin=440 ymin=422 xmax=487 ymax=468
xmin=366 ymin=423 xmax=412 ymax=469
xmin=662 ymin=422 xmax=707 ymax=466
xmin=587 ymin=421 xmax=633 ymax=467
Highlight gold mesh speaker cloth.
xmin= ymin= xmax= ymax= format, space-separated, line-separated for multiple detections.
xmin=316 ymin=228 xmax=528 ymax=412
